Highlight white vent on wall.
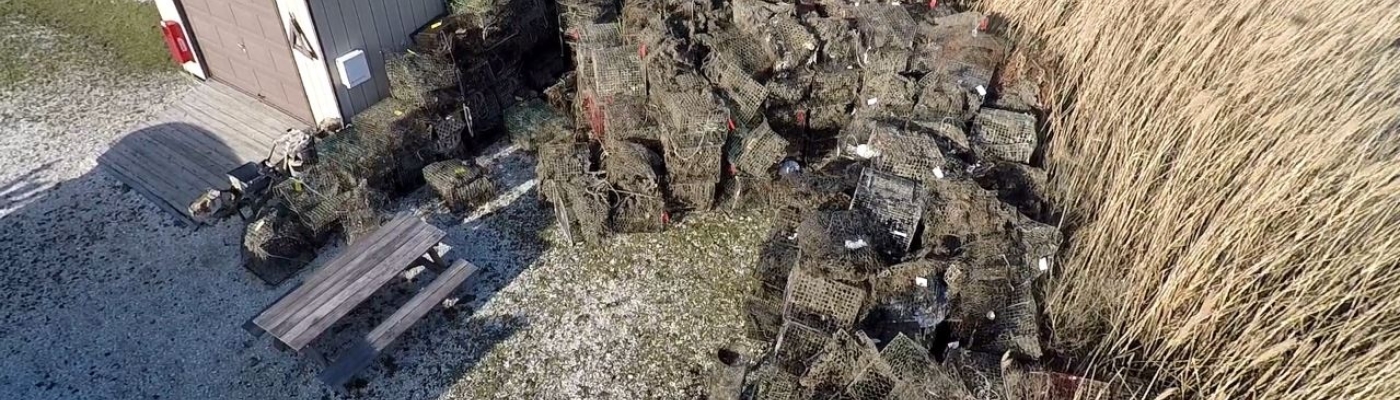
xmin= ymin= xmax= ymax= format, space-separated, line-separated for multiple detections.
xmin=335 ymin=50 xmax=370 ymax=89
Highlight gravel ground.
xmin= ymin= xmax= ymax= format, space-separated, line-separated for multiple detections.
xmin=1 ymin=18 xmax=766 ymax=400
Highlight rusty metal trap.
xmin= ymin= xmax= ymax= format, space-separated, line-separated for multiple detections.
xmin=972 ymin=108 xmax=1038 ymax=164
xmin=783 ymin=266 xmax=867 ymax=332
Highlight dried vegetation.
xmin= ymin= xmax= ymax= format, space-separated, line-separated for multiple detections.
xmin=980 ymin=0 xmax=1400 ymax=397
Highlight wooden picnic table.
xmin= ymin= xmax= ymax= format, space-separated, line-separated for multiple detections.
xmin=245 ymin=213 xmax=479 ymax=386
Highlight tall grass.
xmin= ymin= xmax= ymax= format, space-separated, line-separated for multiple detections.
xmin=977 ymin=0 xmax=1400 ymax=397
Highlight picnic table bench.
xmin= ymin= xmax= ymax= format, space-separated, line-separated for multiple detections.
xmin=245 ymin=214 xmax=478 ymax=387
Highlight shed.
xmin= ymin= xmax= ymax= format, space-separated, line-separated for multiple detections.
xmin=154 ymin=0 xmax=447 ymax=124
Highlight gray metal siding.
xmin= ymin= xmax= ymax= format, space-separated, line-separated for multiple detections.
xmin=309 ymin=0 xmax=445 ymax=117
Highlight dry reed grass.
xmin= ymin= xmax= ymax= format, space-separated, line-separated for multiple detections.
xmin=976 ymin=0 xmax=1400 ymax=398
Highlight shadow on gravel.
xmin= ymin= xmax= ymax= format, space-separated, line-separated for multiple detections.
xmin=297 ymin=145 xmax=555 ymax=397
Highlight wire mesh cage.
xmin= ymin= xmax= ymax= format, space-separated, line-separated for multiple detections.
xmin=707 ymin=29 xmax=777 ymax=77
xmin=604 ymin=140 xmax=665 ymax=232
xmin=590 ymin=45 xmax=645 ymax=97
xmin=745 ymin=365 xmax=811 ymax=400
xmin=970 ymin=285 xmax=1042 ymax=358
xmin=734 ymin=121 xmax=789 ymax=177
xmin=756 ymin=237 xmax=801 ymax=296
xmin=242 ymin=205 xmax=316 ymax=284
xmin=805 ymin=14 xmax=861 ymax=65
xmin=339 ymin=185 xmax=385 ymax=244
xmin=705 ymin=54 xmax=769 ymax=124
xmin=802 ymin=330 xmax=884 ymax=390
xmin=299 ymin=187 xmax=355 ymax=237
xmin=852 ymin=169 xmax=924 ymax=255
xmin=433 ymin=109 xmax=467 ymax=157
xmin=914 ymin=75 xmax=975 ymax=122
xmin=658 ymin=90 xmax=729 ymax=137
xmin=784 ymin=266 xmax=867 ymax=332
xmin=854 ymin=4 xmax=917 ymax=50
xmin=600 ymin=94 xmax=653 ymax=139
xmin=568 ymin=22 xmax=624 ymax=49
xmin=858 ymin=72 xmax=917 ymax=115
xmin=765 ymin=70 xmax=812 ymax=107
xmin=536 ymin=141 xmax=592 ymax=182
xmin=880 ymin=334 xmax=932 ymax=383
xmin=272 ymin=168 xmax=344 ymax=218
xmin=972 ymin=108 xmax=1037 ymax=164
xmin=423 ymin=160 xmax=497 ymax=212
xmin=774 ymin=321 xmax=834 ymax=376
xmin=872 ymin=129 xmax=947 ymax=186
xmin=386 ymin=51 xmax=459 ymax=105
xmin=768 ymin=18 xmax=817 ymax=71
xmin=847 ymin=358 xmax=900 ymax=400
xmin=504 ymin=99 xmax=572 ymax=151
xmin=669 ymin=177 xmax=719 ymax=211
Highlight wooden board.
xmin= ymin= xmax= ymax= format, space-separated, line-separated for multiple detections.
xmin=96 ymin=82 xmax=301 ymax=223
xmin=251 ymin=214 xmax=447 ymax=351
xmin=319 ymin=259 xmax=479 ymax=387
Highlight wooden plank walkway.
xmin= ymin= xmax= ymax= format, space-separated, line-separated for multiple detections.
xmin=98 ymin=81 xmax=307 ymax=223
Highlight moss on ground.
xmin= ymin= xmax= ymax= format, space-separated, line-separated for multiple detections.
xmin=0 ymin=0 xmax=172 ymax=85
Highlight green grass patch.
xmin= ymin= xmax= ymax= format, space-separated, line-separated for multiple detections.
xmin=0 ymin=0 xmax=175 ymax=75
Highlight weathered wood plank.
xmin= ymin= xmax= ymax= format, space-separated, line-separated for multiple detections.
xmin=162 ymin=105 xmax=274 ymax=162
xmin=253 ymin=215 xmax=418 ymax=332
xmin=319 ymin=259 xmax=478 ymax=387
xmin=97 ymin=159 xmax=196 ymax=225
xmin=279 ymin=225 xmax=444 ymax=350
xmin=170 ymin=101 xmax=280 ymax=159
xmin=205 ymin=81 xmax=307 ymax=130
xmin=115 ymin=129 xmax=228 ymax=191
xmin=186 ymin=87 xmax=289 ymax=144
xmin=100 ymin=144 xmax=207 ymax=207
xmin=142 ymin=124 xmax=241 ymax=186
xmin=148 ymin=122 xmax=249 ymax=169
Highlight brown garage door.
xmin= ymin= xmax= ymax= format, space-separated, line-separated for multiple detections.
xmin=182 ymin=0 xmax=314 ymax=122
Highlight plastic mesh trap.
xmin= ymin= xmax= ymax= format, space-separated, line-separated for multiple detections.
xmin=784 ymin=267 xmax=866 ymax=331
xmin=735 ymin=122 xmax=789 ymax=177
xmin=972 ymin=108 xmax=1037 ymax=163
xmin=872 ymin=129 xmax=946 ymax=185
xmin=852 ymin=169 xmax=924 ymax=254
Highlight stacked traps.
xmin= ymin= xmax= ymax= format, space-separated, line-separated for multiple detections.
xmin=852 ymin=169 xmax=925 ymax=256
xmin=603 ymin=140 xmax=666 ymax=233
xmin=272 ymin=167 xmax=345 ymax=231
xmin=339 ymin=184 xmax=385 ymax=244
xmin=558 ymin=0 xmax=618 ymax=33
xmin=703 ymin=52 xmax=768 ymax=125
xmin=504 ymin=98 xmax=572 ymax=151
xmin=733 ymin=120 xmax=789 ymax=177
xmin=868 ymin=260 xmax=950 ymax=330
xmin=783 ymin=266 xmax=867 ymax=332
xmin=794 ymin=209 xmax=889 ymax=281
xmin=804 ymin=67 xmax=861 ymax=131
xmin=536 ymin=141 xmax=610 ymax=244
xmin=972 ymin=108 xmax=1038 ymax=164
xmin=242 ymin=206 xmax=315 ymax=284
xmin=433 ymin=108 xmax=467 ymax=157
xmin=385 ymin=51 xmax=459 ymax=106
xmin=422 ymin=159 xmax=496 ymax=213
xmin=659 ymin=90 xmax=728 ymax=210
